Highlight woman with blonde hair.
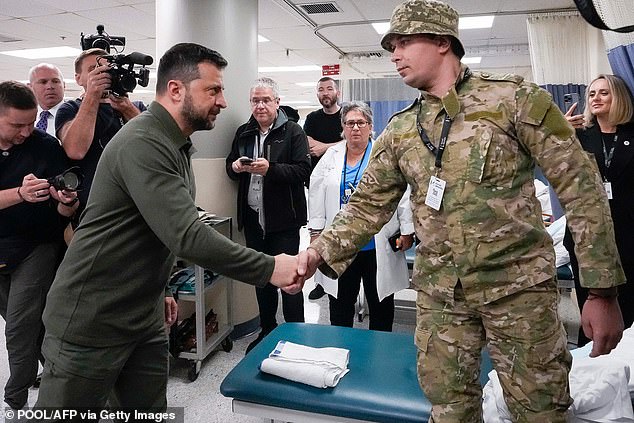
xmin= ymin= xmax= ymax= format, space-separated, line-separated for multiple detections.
xmin=565 ymin=74 xmax=634 ymax=345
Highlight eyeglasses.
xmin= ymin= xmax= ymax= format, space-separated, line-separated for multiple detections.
xmin=343 ymin=120 xmax=369 ymax=129
xmin=250 ymin=98 xmax=276 ymax=107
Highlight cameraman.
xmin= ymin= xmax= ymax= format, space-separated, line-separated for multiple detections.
xmin=0 ymin=81 xmax=78 ymax=412
xmin=57 ymin=48 xmax=146 ymax=221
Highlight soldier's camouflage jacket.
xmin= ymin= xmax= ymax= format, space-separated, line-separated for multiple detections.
xmin=311 ymin=65 xmax=625 ymax=306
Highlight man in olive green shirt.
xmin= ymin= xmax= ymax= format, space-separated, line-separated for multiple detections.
xmin=36 ymin=43 xmax=302 ymax=416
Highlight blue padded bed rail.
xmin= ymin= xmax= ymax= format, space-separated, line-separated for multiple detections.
xmin=221 ymin=323 xmax=493 ymax=422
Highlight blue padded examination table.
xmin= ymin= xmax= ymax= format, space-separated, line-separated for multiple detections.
xmin=221 ymin=323 xmax=493 ymax=423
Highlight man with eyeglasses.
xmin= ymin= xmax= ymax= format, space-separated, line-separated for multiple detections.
xmin=298 ymin=0 xmax=625 ymax=421
xmin=226 ymin=77 xmax=311 ymax=354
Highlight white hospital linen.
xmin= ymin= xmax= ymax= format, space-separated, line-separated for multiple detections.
xmin=569 ymin=356 xmax=633 ymax=422
xmin=260 ymin=340 xmax=350 ymax=388
xmin=483 ymin=326 xmax=634 ymax=423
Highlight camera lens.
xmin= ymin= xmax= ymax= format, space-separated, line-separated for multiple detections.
xmin=61 ymin=172 xmax=80 ymax=190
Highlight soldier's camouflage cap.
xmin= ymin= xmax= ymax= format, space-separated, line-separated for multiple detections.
xmin=380 ymin=0 xmax=465 ymax=58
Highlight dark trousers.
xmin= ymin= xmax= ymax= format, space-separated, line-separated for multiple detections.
xmin=243 ymin=207 xmax=304 ymax=333
xmin=328 ymin=249 xmax=394 ymax=332
xmin=0 ymin=242 xmax=61 ymax=409
xmin=35 ymin=329 xmax=169 ymax=421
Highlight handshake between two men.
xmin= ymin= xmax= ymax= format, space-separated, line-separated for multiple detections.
xmin=269 ymin=248 xmax=325 ymax=294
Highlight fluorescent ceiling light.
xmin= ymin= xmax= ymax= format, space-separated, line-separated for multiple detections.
xmin=462 ymin=56 xmax=482 ymax=64
xmin=296 ymin=82 xmax=317 ymax=87
xmin=18 ymin=78 xmax=77 ymax=85
xmin=259 ymin=65 xmax=321 ymax=72
xmin=0 ymin=46 xmax=82 ymax=59
xmin=371 ymin=16 xmax=494 ymax=35
xmin=459 ymin=16 xmax=494 ymax=29
xmin=372 ymin=22 xmax=391 ymax=35
xmin=258 ymin=35 xmax=269 ymax=43
xmin=280 ymin=100 xmax=310 ymax=104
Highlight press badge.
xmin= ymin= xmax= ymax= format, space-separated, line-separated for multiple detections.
xmin=604 ymin=182 xmax=613 ymax=199
xmin=425 ymin=175 xmax=446 ymax=211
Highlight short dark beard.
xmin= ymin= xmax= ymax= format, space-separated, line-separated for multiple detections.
xmin=182 ymin=91 xmax=213 ymax=131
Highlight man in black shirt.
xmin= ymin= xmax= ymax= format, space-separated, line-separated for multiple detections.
xmin=56 ymin=48 xmax=145 ymax=221
xmin=304 ymin=77 xmax=343 ymax=169
xmin=303 ymin=77 xmax=343 ymax=299
xmin=0 ymin=81 xmax=78 ymax=411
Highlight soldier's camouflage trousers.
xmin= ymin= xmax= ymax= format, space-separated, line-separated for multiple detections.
xmin=415 ymin=278 xmax=572 ymax=423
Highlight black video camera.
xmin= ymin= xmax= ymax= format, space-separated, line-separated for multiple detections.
xmin=80 ymin=25 xmax=125 ymax=53
xmin=81 ymin=25 xmax=153 ymax=96
xmin=97 ymin=52 xmax=153 ymax=96
xmin=48 ymin=167 xmax=84 ymax=192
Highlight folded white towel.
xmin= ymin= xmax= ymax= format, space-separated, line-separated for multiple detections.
xmin=260 ymin=340 xmax=350 ymax=388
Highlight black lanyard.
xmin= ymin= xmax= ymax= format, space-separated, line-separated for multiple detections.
xmin=601 ymin=134 xmax=618 ymax=169
xmin=416 ymin=68 xmax=471 ymax=170
xmin=417 ymin=111 xmax=452 ymax=169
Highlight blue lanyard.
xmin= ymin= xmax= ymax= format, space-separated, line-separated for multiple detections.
xmin=341 ymin=142 xmax=370 ymax=204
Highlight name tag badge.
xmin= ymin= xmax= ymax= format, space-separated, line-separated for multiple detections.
xmin=604 ymin=182 xmax=613 ymax=199
xmin=344 ymin=188 xmax=353 ymax=197
xmin=425 ymin=176 xmax=446 ymax=211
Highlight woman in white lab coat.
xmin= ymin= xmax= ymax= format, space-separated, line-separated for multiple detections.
xmin=308 ymin=101 xmax=414 ymax=331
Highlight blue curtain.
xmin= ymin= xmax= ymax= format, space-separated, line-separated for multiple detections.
xmin=540 ymin=84 xmax=587 ymax=113
xmin=367 ymin=100 xmax=413 ymax=135
xmin=607 ymin=44 xmax=634 ymax=96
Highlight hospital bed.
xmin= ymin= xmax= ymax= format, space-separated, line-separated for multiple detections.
xmin=220 ymin=322 xmax=492 ymax=423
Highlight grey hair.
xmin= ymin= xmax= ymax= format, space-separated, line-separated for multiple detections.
xmin=251 ymin=77 xmax=279 ymax=99
xmin=340 ymin=101 xmax=374 ymax=138
xmin=340 ymin=101 xmax=373 ymax=126
xmin=28 ymin=63 xmax=64 ymax=83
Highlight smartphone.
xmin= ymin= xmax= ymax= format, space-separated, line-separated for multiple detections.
xmin=564 ymin=93 xmax=584 ymax=115
xmin=388 ymin=231 xmax=401 ymax=252
xmin=239 ymin=158 xmax=254 ymax=165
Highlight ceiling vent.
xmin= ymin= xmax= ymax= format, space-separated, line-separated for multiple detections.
xmin=298 ymin=2 xmax=341 ymax=14
xmin=345 ymin=51 xmax=388 ymax=60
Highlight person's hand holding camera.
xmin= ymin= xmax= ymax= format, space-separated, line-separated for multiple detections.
xmin=108 ymin=92 xmax=142 ymax=121
xmin=17 ymin=173 xmax=51 ymax=203
xmin=51 ymin=188 xmax=79 ymax=217
xmin=85 ymin=63 xmax=112 ymax=101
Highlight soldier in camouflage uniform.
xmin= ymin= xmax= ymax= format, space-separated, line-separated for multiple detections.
xmin=298 ymin=0 xmax=626 ymax=422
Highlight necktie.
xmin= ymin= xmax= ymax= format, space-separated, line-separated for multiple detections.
xmin=36 ymin=110 xmax=51 ymax=132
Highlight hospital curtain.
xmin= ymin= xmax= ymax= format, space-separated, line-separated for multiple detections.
xmin=607 ymin=45 xmax=634 ymax=95
xmin=527 ymin=12 xmax=610 ymax=85
xmin=342 ymin=78 xmax=419 ymax=136
xmin=599 ymin=2 xmax=634 ymax=95
xmin=541 ymin=84 xmax=587 ymax=112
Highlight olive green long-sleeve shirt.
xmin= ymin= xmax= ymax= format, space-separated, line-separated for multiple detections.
xmin=312 ymin=67 xmax=624 ymax=306
xmin=44 ymin=102 xmax=273 ymax=346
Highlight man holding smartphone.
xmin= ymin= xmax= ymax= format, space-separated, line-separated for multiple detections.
xmin=226 ymin=77 xmax=310 ymax=353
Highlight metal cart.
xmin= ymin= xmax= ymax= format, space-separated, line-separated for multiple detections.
xmin=175 ymin=216 xmax=234 ymax=381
